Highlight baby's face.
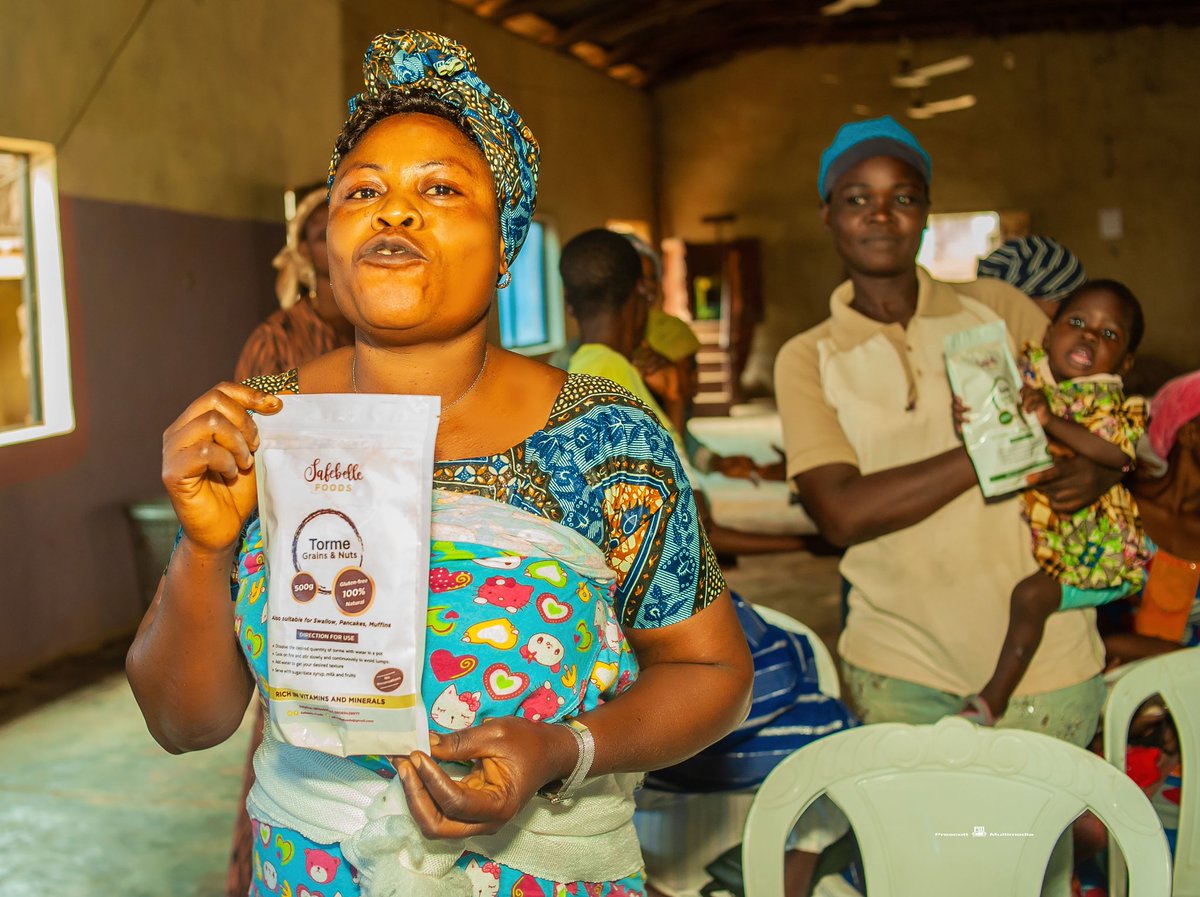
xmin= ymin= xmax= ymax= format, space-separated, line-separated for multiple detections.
xmin=1045 ymin=288 xmax=1134 ymax=381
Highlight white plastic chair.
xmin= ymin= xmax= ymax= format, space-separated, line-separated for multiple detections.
xmin=743 ymin=716 xmax=1171 ymax=897
xmin=752 ymin=603 xmax=841 ymax=698
xmin=635 ymin=604 xmax=844 ymax=897
xmin=1104 ymin=646 xmax=1200 ymax=897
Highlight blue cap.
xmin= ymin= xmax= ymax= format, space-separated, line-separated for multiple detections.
xmin=818 ymin=115 xmax=932 ymax=200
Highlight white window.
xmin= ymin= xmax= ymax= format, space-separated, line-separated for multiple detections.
xmin=496 ymin=218 xmax=565 ymax=356
xmin=0 ymin=137 xmax=73 ymax=447
xmin=918 ymin=211 xmax=1002 ymax=283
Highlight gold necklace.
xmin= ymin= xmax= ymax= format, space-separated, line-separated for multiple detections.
xmin=350 ymin=346 xmax=490 ymax=412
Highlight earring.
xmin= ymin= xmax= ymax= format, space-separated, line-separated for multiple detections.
xmin=299 ymin=260 xmax=317 ymax=302
xmin=497 ymin=271 xmax=512 ymax=289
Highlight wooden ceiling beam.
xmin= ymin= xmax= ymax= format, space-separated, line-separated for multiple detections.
xmin=641 ymin=7 xmax=1197 ymax=86
xmin=500 ymin=12 xmax=560 ymax=44
xmin=550 ymin=0 xmax=733 ymax=50
xmin=604 ymin=7 xmax=834 ymax=69
xmin=473 ymin=0 xmax=548 ymax=20
xmin=453 ymin=0 xmax=1200 ymax=89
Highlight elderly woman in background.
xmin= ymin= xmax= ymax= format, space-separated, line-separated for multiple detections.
xmin=975 ymin=235 xmax=1087 ymax=318
xmin=1106 ymin=370 xmax=1200 ymax=661
xmin=127 ymin=30 xmax=751 ymax=897
xmin=234 ymin=186 xmax=355 ymax=381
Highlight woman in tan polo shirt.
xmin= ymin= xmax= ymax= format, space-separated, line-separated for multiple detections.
xmin=775 ymin=116 xmax=1122 ymax=746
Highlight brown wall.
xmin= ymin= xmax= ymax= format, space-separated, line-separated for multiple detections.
xmin=0 ymin=197 xmax=279 ymax=680
xmin=653 ymin=27 xmax=1200 ymax=390
xmin=0 ymin=0 xmax=343 ymax=682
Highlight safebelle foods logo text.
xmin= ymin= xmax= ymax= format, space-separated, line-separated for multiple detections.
xmin=304 ymin=459 xmax=364 ymax=492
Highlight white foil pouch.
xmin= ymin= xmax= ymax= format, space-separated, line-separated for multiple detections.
xmin=945 ymin=321 xmax=1053 ymax=497
xmin=254 ymin=394 xmax=439 ymax=757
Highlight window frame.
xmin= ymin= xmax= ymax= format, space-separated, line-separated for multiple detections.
xmin=916 ymin=210 xmax=1003 ymax=283
xmin=496 ymin=215 xmax=565 ymax=358
xmin=0 ymin=137 xmax=74 ymax=448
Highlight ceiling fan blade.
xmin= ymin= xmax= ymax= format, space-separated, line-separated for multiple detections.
xmin=891 ymin=72 xmax=931 ymax=89
xmin=907 ymin=94 xmax=976 ymax=118
xmin=913 ymin=54 xmax=974 ymax=80
xmin=891 ymin=54 xmax=973 ymax=88
xmin=820 ymin=0 xmax=881 ymax=16
xmin=926 ymin=93 xmax=977 ymax=113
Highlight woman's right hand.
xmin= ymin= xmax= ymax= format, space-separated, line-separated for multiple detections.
xmin=951 ymin=394 xmax=971 ymax=440
xmin=161 ymin=383 xmax=282 ymax=553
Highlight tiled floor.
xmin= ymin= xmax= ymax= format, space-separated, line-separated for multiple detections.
xmin=0 ymin=551 xmax=841 ymax=897
xmin=0 ymin=668 xmax=256 ymax=897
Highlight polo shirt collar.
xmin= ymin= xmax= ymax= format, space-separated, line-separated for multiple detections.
xmin=829 ymin=266 xmax=964 ymax=350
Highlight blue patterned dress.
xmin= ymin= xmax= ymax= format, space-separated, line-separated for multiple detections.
xmin=233 ymin=371 xmax=725 ymax=897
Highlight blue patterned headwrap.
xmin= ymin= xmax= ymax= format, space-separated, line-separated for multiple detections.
xmin=329 ymin=30 xmax=540 ymax=267
xmin=976 ymin=236 xmax=1086 ymax=302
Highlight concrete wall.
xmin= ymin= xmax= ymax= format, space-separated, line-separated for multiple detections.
xmin=0 ymin=197 xmax=282 ymax=681
xmin=0 ymin=0 xmax=343 ymax=681
xmin=0 ymin=0 xmax=655 ymax=682
xmin=0 ymin=0 xmax=345 ymax=221
xmin=654 ymin=27 xmax=1200 ymax=389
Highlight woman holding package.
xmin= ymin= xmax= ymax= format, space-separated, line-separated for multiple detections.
xmin=126 ymin=30 xmax=751 ymax=897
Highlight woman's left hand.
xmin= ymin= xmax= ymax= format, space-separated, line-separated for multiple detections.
xmin=392 ymin=718 xmax=576 ymax=839
xmin=1020 ymin=385 xmax=1051 ymax=427
xmin=1026 ymin=453 xmax=1123 ymax=513
xmin=715 ymin=453 xmax=759 ymax=480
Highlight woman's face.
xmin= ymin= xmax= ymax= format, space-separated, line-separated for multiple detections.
xmin=821 ymin=155 xmax=929 ymax=278
xmin=327 ymin=113 xmax=503 ymax=343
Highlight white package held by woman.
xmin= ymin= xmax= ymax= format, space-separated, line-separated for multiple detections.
xmin=945 ymin=321 xmax=1053 ymax=497
xmin=254 ymin=393 xmax=439 ymax=757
